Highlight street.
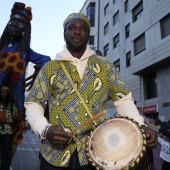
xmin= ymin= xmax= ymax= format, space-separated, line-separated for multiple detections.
xmin=11 ymin=130 xmax=41 ymax=170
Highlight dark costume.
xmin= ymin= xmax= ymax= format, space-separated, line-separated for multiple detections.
xmin=0 ymin=3 xmax=51 ymax=167
xmin=0 ymin=86 xmax=20 ymax=170
xmin=0 ymin=43 xmax=50 ymax=115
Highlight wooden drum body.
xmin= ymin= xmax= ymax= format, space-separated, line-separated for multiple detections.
xmin=85 ymin=116 xmax=149 ymax=170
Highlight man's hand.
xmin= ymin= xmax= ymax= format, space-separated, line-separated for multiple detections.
xmin=46 ymin=125 xmax=74 ymax=147
xmin=142 ymin=126 xmax=158 ymax=149
xmin=24 ymin=65 xmax=42 ymax=91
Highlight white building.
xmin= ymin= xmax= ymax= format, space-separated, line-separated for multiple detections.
xmin=81 ymin=0 xmax=170 ymax=119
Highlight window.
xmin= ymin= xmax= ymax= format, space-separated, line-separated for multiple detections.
xmin=113 ymin=33 xmax=120 ymax=48
xmin=89 ymin=36 xmax=94 ymax=45
xmin=113 ymin=0 xmax=117 ymax=4
xmin=113 ymin=11 xmax=119 ymax=25
xmin=144 ymin=72 xmax=157 ymax=99
xmin=104 ymin=3 xmax=109 ymax=16
xmin=124 ymin=0 xmax=129 ymax=13
xmin=132 ymin=1 xmax=143 ymax=22
xmin=104 ymin=43 xmax=109 ymax=56
xmin=87 ymin=3 xmax=95 ymax=27
xmin=104 ymin=22 xmax=109 ymax=35
xmin=125 ymin=23 xmax=130 ymax=38
xmin=126 ymin=51 xmax=131 ymax=67
xmin=114 ymin=59 xmax=120 ymax=72
xmin=134 ymin=33 xmax=145 ymax=55
xmin=160 ymin=13 xmax=170 ymax=39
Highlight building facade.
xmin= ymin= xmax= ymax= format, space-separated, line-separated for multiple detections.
xmin=80 ymin=0 xmax=170 ymax=119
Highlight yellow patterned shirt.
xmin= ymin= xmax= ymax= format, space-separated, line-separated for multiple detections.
xmin=25 ymin=55 xmax=130 ymax=167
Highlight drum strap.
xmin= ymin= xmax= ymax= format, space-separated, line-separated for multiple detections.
xmin=60 ymin=61 xmax=97 ymax=126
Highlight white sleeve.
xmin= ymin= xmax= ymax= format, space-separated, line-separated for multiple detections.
xmin=24 ymin=102 xmax=50 ymax=136
xmin=158 ymin=137 xmax=163 ymax=145
xmin=113 ymin=92 xmax=144 ymax=125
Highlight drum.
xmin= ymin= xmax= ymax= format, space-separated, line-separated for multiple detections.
xmin=85 ymin=116 xmax=153 ymax=170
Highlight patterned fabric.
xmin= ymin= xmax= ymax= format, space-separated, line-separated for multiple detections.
xmin=11 ymin=2 xmax=32 ymax=22
xmin=25 ymin=55 xmax=130 ymax=167
xmin=0 ymin=43 xmax=51 ymax=115
xmin=12 ymin=114 xmax=26 ymax=144
xmin=63 ymin=13 xmax=91 ymax=31
xmin=0 ymin=102 xmax=18 ymax=135
xmin=0 ymin=51 xmax=26 ymax=74
xmin=0 ymin=51 xmax=26 ymax=115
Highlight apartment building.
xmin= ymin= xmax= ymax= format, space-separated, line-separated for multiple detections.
xmin=81 ymin=0 xmax=170 ymax=119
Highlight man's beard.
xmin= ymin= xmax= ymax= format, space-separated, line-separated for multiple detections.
xmin=65 ymin=39 xmax=88 ymax=52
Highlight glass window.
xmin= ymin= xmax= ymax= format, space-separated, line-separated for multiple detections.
xmin=114 ymin=59 xmax=120 ymax=72
xmin=113 ymin=0 xmax=117 ymax=4
xmin=104 ymin=3 xmax=109 ymax=16
xmin=104 ymin=22 xmax=109 ymax=35
xmin=89 ymin=36 xmax=94 ymax=45
xmin=113 ymin=33 xmax=120 ymax=48
xmin=126 ymin=51 xmax=131 ymax=67
xmin=134 ymin=33 xmax=146 ymax=55
xmin=87 ymin=3 xmax=95 ymax=27
xmin=124 ymin=0 xmax=129 ymax=13
xmin=132 ymin=1 xmax=143 ymax=22
xmin=144 ymin=72 xmax=157 ymax=99
xmin=113 ymin=11 xmax=119 ymax=25
xmin=125 ymin=23 xmax=130 ymax=38
xmin=104 ymin=43 xmax=109 ymax=56
xmin=160 ymin=13 xmax=170 ymax=39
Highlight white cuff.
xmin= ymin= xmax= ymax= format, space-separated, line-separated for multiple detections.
xmin=24 ymin=102 xmax=50 ymax=136
xmin=114 ymin=92 xmax=144 ymax=125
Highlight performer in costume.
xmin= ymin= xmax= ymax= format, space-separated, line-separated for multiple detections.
xmin=25 ymin=13 xmax=157 ymax=170
xmin=0 ymin=1 xmax=51 ymax=164
xmin=0 ymin=2 xmax=51 ymax=116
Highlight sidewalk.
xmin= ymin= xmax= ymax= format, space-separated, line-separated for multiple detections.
xmin=11 ymin=130 xmax=41 ymax=170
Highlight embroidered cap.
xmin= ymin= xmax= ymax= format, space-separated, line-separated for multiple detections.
xmin=63 ymin=12 xmax=91 ymax=31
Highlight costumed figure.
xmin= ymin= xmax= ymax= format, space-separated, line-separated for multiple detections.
xmin=0 ymin=1 xmax=51 ymax=163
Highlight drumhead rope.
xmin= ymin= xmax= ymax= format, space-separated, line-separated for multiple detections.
xmin=85 ymin=116 xmax=147 ymax=170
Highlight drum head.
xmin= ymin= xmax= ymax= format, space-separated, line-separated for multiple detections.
xmin=86 ymin=117 xmax=147 ymax=170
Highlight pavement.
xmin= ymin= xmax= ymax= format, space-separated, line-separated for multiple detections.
xmin=10 ymin=130 xmax=41 ymax=170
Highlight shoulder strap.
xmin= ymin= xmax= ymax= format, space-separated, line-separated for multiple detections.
xmin=60 ymin=61 xmax=97 ymax=126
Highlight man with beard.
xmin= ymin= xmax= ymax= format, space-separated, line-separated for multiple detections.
xmin=24 ymin=13 xmax=157 ymax=170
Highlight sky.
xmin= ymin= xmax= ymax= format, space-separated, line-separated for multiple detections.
xmin=0 ymin=0 xmax=86 ymax=59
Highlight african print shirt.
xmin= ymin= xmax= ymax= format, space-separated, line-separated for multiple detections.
xmin=25 ymin=55 xmax=130 ymax=167
xmin=0 ymin=102 xmax=18 ymax=135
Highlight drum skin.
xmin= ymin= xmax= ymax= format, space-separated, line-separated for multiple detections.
xmin=85 ymin=116 xmax=148 ymax=170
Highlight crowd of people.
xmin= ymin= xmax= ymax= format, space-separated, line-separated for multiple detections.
xmin=143 ymin=116 xmax=170 ymax=170
xmin=0 ymin=1 xmax=169 ymax=170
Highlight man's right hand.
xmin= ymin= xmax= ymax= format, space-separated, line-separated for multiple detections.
xmin=46 ymin=125 xmax=74 ymax=147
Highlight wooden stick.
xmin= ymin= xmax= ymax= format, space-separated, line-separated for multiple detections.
xmin=71 ymin=110 xmax=107 ymax=134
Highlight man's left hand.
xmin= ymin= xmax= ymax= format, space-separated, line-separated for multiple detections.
xmin=142 ymin=126 xmax=158 ymax=149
